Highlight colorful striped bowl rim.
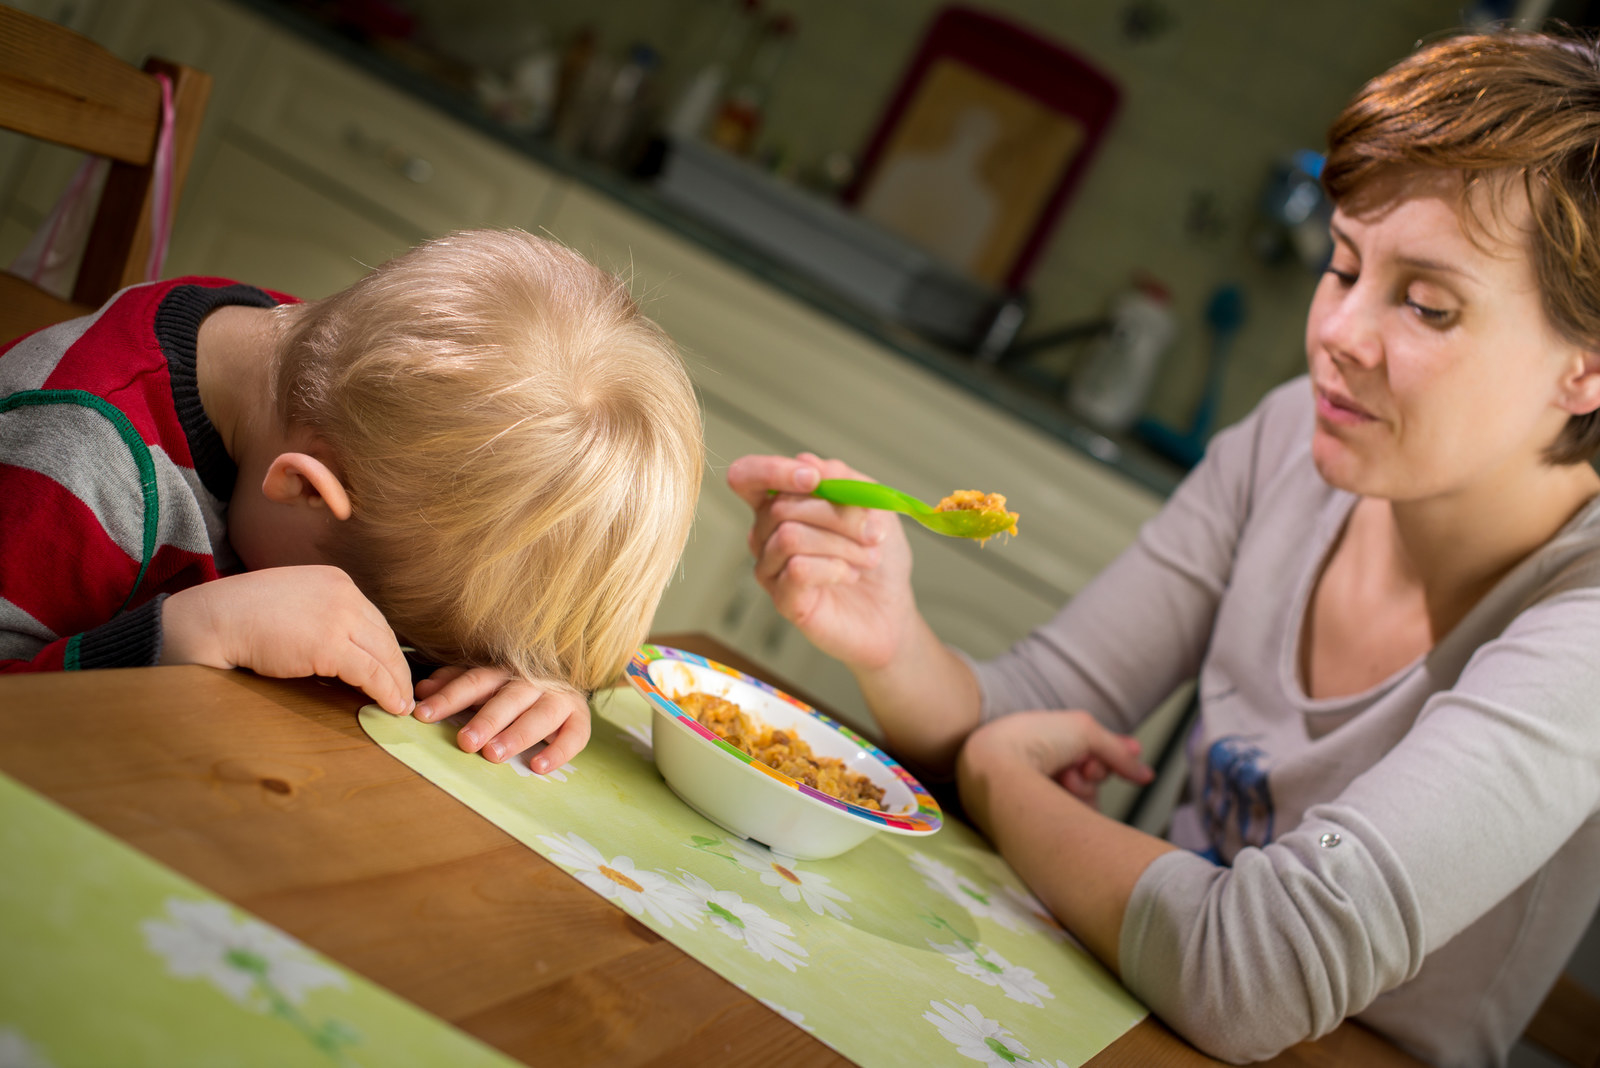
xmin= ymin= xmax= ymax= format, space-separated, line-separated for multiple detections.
xmin=625 ymin=645 xmax=942 ymax=834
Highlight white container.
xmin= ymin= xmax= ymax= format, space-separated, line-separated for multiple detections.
xmin=1069 ymin=281 xmax=1177 ymax=433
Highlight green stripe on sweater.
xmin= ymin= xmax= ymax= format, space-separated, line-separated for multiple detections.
xmin=0 ymin=390 xmax=160 ymax=611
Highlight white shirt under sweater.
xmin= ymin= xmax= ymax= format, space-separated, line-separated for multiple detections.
xmin=967 ymin=377 xmax=1600 ymax=1067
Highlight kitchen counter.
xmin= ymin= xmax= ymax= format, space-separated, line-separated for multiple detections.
xmin=229 ymin=0 xmax=1185 ymax=498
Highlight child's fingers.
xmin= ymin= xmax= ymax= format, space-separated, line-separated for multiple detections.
xmin=340 ymin=631 xmax=414 ymax=716
xmin=456 ymin=679 xmax=546 ymax=757
xmin=415 ymin=665 xmax=512 ymax=723
xmin=413 ymin=663 xmax=470 ymax=701
xmin=526 ymin=701 xmax=592 ymax=774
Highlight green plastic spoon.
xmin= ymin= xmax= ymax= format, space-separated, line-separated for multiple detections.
xmin=809 ymin=479 xmax=1018 ymax=540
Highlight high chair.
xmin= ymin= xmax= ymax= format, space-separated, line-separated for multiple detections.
xmin=0 ymin=5 xmax=211 ymax=343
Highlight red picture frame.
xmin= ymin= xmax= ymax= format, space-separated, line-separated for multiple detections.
xmin=844 ymin=5 xmax=1120 ymax=291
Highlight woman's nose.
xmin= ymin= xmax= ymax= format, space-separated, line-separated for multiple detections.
xmin=1316 ymin=286 xmax=1384 ymax=369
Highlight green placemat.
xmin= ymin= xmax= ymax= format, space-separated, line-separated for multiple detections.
xmin=359 ymin=686 xmax=1147 ymax=1067
xmin=0 ymin=772 xmax=521 ymax=1068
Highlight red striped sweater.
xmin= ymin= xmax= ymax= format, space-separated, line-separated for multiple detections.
xmin=0 ymin=278 xmax=291 ymax=671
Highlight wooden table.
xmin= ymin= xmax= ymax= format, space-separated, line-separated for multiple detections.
xmin=0 ymin=632 xmax=1425 ymax=1067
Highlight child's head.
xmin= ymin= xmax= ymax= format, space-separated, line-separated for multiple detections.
xmin=272 ymin=229 xmax=703 ymax=693
xmin=1322 ymin=29 xmax=1600 ymax=463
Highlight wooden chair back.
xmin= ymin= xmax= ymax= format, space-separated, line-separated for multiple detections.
xmin=0 ymin=6 xmax=212 ymax=343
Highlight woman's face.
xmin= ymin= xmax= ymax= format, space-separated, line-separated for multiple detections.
xmin=1304 ymin=172 xmax=1591 ymax=501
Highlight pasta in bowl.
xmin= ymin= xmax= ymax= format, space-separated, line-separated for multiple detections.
xmin=624 ymin=645 xmax=942 ymax=859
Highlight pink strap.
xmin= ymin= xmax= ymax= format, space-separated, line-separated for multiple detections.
xmin=23 ymin=158 xmax=100 ymax=286
xmin=143 ymin=72 xmax=176 ymax=282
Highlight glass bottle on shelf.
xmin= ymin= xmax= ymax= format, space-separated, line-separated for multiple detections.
xmin=663 ymin=0 xmax=764 ymax=143
xmin=709 ymin=11 xmax=796 ymax=156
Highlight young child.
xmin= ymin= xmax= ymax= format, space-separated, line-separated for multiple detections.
xmin=0 ymin=229 xmax=703 ymax=773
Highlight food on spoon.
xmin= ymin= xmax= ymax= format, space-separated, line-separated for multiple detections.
xmin=677 ymin=692 xmax=887 ymax=810
xmin=935 ymin=489 xmax=1020 ymax=537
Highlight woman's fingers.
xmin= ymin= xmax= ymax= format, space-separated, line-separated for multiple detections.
xmin=1082 ymin=728 xmax=1154 ymax=785
xmin=726 ymin=454 xmax=822 ymax=508
xmin=753 ymin=518 xmax=883 ymax=587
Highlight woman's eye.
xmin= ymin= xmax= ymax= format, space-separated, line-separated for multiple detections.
xmin=1405 ymin=297 xmax=1455 ymax=324
xmin=1325 ymin=266 xmax=1357 ymax=285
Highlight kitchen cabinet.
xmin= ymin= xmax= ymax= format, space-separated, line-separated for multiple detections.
xmin=163 ymin=8 xmax=563 ymax=297
xmin=161 ymin=138 xmax=416 ymax=298
xmin=2 ymin=0 xmax=563 ymax=300
xmin=2 ymin=0 xmax=1185 ymax=815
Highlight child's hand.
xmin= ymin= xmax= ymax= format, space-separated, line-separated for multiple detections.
xmin=160 ymin=566 xmax=414 ymax=716
xmin=412 ymin=665 xmax=591 ymax=773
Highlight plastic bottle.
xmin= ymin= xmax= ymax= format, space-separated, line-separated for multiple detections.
xmin=1068 ymin=279 xmax=1178 ymax=433
xmin=709 ymin=11 xmax=795 ymax=155
xmin=664 ymin=0 xmax=763 ymax=142
xmin=585 ymin=44 xmax=661 ymax=163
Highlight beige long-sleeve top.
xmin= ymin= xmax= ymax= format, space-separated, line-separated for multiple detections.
xmin=970 ymin=378 xmax=1600 ymax=1067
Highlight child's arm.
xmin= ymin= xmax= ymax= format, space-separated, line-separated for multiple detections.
xmin=412 ymin=665 xmax=590 ymax=773
xmin=160 ymin=565 xmax=415 ymax=716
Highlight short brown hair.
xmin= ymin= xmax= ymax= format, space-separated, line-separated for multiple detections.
xmin=275 ymin=230 xmax=703 ymax=692
xmin=1323 ymin=29 xmax=1600 ymax=463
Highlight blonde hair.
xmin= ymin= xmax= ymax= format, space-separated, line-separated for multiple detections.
xmin=275 ymin=229 xmax=703 ymax=692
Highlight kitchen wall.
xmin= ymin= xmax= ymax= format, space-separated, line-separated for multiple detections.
xmin=402 ymin=0 xmax=1469 ymax=434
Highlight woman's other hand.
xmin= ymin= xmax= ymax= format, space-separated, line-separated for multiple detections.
xmin=957 ymin=710 xmax=1168 ymax=973
xmin=960 ymin=710 xmax=1154 ymax=811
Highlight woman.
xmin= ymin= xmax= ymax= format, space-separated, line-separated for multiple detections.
xmin=727 ymin=30 xmax=1600 ymax=1068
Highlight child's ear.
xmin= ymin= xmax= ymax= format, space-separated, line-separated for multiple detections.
xmin=1557 ymin=349 xmax=1600 ymax=416
xmin=261 ymin=452 xmax=353 ymax=520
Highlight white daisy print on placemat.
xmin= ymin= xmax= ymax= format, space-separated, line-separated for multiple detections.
xmin=726 ymin=838 xmax=852 ymax=920
xmin=923 ymin=999 xmax=1030 ymax=1065
xmin=924 ymin=911 xmax=1053 ymax=1007
xmin=908 ymin=851 xmax=1002 ymax=918
xmin=924 ymin=911 xmax=1054 ymax=1006
xmin=757 ymin=997 xmax=816 ymax=1033
xmin=537 ymin=833 xmax=702 ymax=930
xmin=676 ymin=871 xmax=808 ymax=972
xmin=907 ymin=852 xmax=1066 ymax=937
xmin=0 ymin=1027 xmax=56 ymax=1068
xmin=991 ymin=884 xmax=1068 ymax=940
xmin=506 ymin=741 xmax=577 ymax=782
xmin=142 ymin=898 xmax=357 ymax=1059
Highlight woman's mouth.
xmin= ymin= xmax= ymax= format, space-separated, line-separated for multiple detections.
xmin=1315 ymin=384 xmax=1376 ymax=426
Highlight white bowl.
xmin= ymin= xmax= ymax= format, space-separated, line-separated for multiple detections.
xmin=625 ymin=645 xmax=942 ymax=860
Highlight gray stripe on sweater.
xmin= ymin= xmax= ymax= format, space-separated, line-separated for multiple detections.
xmin=174 ymin=456 xmax=237 ymax=568
xmin=0 ymin=404 xmax=213 ymax=560
xmin=0 ymin=594 xmax=54 ymax=659
xmin=0 ymin=301 xmax=109 ymax=393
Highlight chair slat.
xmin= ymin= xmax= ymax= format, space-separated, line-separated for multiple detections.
xmin=73 ymin=60 xmax=214 ymax=305
xmin=0 ymin=6 xmax=162 ymax=164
